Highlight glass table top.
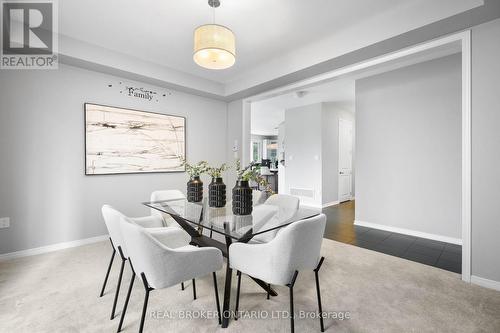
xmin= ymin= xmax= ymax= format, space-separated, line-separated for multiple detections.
xmin=144 ymin=198 xmax=321 ymax=242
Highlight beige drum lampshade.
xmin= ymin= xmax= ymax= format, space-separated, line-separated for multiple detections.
xmin=193 ymin=24 xmax=235 ymax=70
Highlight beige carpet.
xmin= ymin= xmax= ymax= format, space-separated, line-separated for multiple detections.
xmin=1 ymin=239 xmax=499 ymax=333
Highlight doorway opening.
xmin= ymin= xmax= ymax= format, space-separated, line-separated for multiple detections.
xmin=338 ymin=118 xmax=354 ymax=203
xmin=245 ymin=31 xmax=471 ymax=279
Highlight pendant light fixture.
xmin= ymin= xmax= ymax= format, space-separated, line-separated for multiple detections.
xmin=193 ymin=0 xmax=235 ymax=70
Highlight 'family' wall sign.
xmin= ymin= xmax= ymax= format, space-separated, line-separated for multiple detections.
xmin=107 ymin=81 xmax=172 ymax=102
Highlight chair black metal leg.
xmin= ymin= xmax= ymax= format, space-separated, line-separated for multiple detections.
xmin=287 ymin=271 xmax=299 ymax=333
xmin=314 ymin=257 xmax=325 ymax=332
xmin=100 ymin=238 xmax=115 ymax=297
xmin=289 ymin=285 xmax=295 ymax=333
xmin=181 ymin=282 xmax=185 ymax=290
xmin=139 ymin=273 xmax=153 ymax=333
xmin=192 ymin=278 xmax=197 ymax=300
xmin=213 ymin=272 xmax=222 ymax=325
xmin=235 ymin=271 xmax=242 ymax=320
xmin=117 ymin=261 xmax=136 ymax=332
xmin=111 ymin=247 xmax=126 ymax=320
xmin=267 ymin=283 xmax=270 ymax=300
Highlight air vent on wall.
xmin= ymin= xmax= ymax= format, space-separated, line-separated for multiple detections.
xmin=289 ymin=188 xmax=315 ymax=199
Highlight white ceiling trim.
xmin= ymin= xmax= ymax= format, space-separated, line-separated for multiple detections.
xmin=58 ymin=34 xmax=225 ymax=97
xmin=223 ymin=0 xmax=483 ymax=95
xmin=56 ymin=0 xmax=498 ymax=101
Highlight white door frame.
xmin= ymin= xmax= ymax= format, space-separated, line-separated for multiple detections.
xmin=243 ymin=31 xmax=472 ymax=282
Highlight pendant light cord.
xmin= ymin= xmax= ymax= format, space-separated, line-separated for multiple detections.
xmin=212 ymin=1 xmax=216 ymax=24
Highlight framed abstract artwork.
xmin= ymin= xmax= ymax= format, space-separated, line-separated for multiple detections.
xmin=84 ymin=103 xmax=185 ymax=175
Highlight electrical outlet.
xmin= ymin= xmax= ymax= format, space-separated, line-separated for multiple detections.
xmin=0 ymin=217 xmax=10 ymax=229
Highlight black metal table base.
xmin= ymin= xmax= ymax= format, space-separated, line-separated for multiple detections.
xmin=221 ymin=233 xmax=233 ymax=328
xmin=171 ymin=215 xmax=277 ymax=328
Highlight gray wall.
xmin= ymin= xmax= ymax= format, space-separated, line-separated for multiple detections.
xmin=321 ymin=102 xmax=355 ymax=205
xmin=225 ymin=100 xmax=244 ymax=188
xmin=0 ymin=64 xmax=227 ymax=254
xmin=355 ymin=54 xmax=462 ymax=240
xmin=283 ymin=102 xmax=355 ymax=207
xmin=284 ymin=103 xmax=323 ymax=207
xmin=471 ymin=18 xmax=500 ymax=282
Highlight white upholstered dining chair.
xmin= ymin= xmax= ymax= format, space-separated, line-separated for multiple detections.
xmin=264 ymin=194 xmax=300 ymax=223
xmin=249 ymin=194 xmax=301 ymax=243
xmin=119 ymin=218 xmax=223 ymax=333
xmin=100 ymin=205 xmax=190 ymax=321
xmin=150 ymin=190 xmax=186 ymax=227
xmin=229 ymin=214 xmax=327 ymax=333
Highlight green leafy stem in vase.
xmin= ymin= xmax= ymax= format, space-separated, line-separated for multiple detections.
xmin=235 ymin=159 xmax=274 ymax=194
xmin=182 ymin=159 xmax=209 ymax=178
xmin=207 ymin=163 xmax=230 ymax=179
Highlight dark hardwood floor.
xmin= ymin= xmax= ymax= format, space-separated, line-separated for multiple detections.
xmin=322 ymin=201 xmax=462 ymax=274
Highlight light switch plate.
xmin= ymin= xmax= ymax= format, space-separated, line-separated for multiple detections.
xmin=0 ymin=217 xmax=10 ymax=229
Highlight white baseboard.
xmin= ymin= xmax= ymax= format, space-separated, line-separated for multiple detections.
xmin=322 ymin=201 xmax=340 ymax=208
xmin=354 ymin=220 xmax=462 ymax=245
xmin=0 ymin=234 xmax=109 ymax=262
xmin=301 ymin=203 xmax=322 ymax=209
xmin=301 ymin=201 xmax=341 ymax=209
xmin=471 ymin=275 xmax=500 ymax=292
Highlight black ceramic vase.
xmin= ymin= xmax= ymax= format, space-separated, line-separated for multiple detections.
xmin=187 ymin=176 xmax=203 ymax=202
xmin=232 ymin=180 xmax=253 ymax=215
xmin=209 ymin=177 xmax=226 ymax=208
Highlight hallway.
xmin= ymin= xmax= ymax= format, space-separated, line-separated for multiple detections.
xmin=323 ymin=201 xmax=462 ymax=274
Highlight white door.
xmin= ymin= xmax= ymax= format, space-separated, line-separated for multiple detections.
xmin=338 ymin=118 xmax=353 ymax=202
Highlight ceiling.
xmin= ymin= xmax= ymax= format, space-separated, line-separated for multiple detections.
xmin=251 ymin=78 xmax=355 ymax=136
xmin=253 ymin=79 xmax=355 ymax=112
xmin=250 ymin=41 xmax=462 ymax=136
xmin=58 ymin=0 xmax=484 ymax=97
xmin=251 ymin=106 xmax=285 ymax=137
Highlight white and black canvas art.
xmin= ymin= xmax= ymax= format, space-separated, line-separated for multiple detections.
xmin=85 ymin=103 xmax=185 ymax=175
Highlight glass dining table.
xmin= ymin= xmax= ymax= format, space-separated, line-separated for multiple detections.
xmin=143 ymin=198 xmax=320 ymax=328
